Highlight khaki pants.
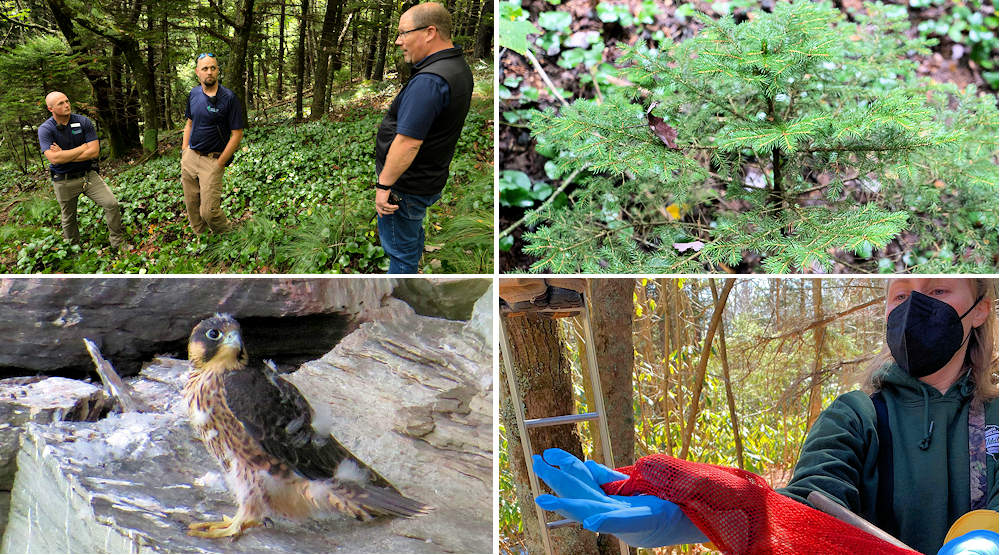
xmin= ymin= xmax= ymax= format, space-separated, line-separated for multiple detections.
xmin=52 ymin=170 xmax=124 ymax=247
xmin=180 ymin=148 xmax=230 ymax=234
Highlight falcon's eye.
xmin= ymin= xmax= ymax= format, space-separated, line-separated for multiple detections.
xmin=206 ymin=328 xmax=222 ymax=340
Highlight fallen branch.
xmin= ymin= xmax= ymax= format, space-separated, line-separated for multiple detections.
xmin=83 ymin=338 xmax=151 ymax=413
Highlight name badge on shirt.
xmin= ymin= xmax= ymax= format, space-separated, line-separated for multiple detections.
xmin=986 ymin=425 xmax=998 ymax=456
xmin=70 ymin=122 xmax=82 ymax=135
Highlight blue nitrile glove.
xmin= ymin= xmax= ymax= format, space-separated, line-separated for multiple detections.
xmin=531 ymin=448 xmax=709 ymax=548
xmin=938 ymin=530 xmax=1000 ymax=555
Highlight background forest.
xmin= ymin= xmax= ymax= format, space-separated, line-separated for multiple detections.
xmin=499 ymin=278 xmax=952 ymax=554
xmin=0 ymin=0 xmax=493 ymax=273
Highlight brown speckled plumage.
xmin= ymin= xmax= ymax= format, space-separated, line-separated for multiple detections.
xmin=183 ymin=314 xmax=429 ymax=539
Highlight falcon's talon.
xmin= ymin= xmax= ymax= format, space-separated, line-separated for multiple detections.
xmin=187 ymin=516 xmax=260 ymax=539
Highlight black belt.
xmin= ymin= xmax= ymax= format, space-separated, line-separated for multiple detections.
xmin=192 ymin=149 xmax=221 ymax=158
xmin=52 ymin=170 xmax=90 ymax=181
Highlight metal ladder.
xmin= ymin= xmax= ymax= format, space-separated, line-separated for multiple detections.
xmin=499 ymin=292 xmax=630 ymax=555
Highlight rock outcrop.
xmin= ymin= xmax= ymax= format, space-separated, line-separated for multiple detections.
xmin=1 ymin=286 xmax=492 ymax=554
xmin=0 ymin=278 xmax=395 ymax=377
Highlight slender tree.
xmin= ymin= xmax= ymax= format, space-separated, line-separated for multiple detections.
xmin=295 ymin=0 xmax=309 ymax=120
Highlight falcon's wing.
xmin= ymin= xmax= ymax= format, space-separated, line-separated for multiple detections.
xmin=222 ymin=364 xmax=397 ymax=491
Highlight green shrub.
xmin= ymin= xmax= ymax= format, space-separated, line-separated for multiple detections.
xmin=515 ymin=0 xmax=997 ymax=273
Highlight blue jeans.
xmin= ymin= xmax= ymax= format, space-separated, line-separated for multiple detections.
xmin=377 ymin=191 xmax=441 ymax=274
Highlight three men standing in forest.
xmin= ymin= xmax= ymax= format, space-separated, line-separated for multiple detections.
xmin=180 ymin=53 xmax=244 ymax=235
xmin=375 ymin=2 xmax=473 ymax=274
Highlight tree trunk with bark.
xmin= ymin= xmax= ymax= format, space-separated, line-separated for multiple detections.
xmin=500 ymin=313 xmax=599 ymax=555
xmin=371 ymin=0 xmax=394 ymax=81
xmin=295 ymin=0 xmax=309 ymax=120
xmin=472 ymin=0 xmax=491 ymax=58
xmin=806 ymin=279 xmax=827 ymax=429
xmin=311 ymin=0 xmax=340 ymax=119
xmin=711 ymin=280 xmax=744 ymax=470
xmin=277 ymin=0 xmax=286 ymax=98
xmin=588 ymin=279 xmax=635 ymax=469
xmin=45 ymin=0 xmax=140 ymax=157
xmin=228 ymin=0 xmax=256 ymax=122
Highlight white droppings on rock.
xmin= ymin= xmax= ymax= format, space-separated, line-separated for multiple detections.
xmin=193 ymin=472 xmax=226 ymax=492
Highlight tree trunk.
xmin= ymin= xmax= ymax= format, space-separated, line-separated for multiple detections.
xmin=659 ymin=278 xmax=675 ymax=457
xmin=109 ymin=37 xmax=158 ymax=152
xmin=371 ymin=0 xmax=393 ymax=81
xmin=311 ymin=0 xmax=339 ymax=119
xmin=45 ymin=0 xmax=140 ymax=157
xmin=679 ymin=278 xmax=736 ymax=460
xmin=711 ymin=280 xmax=744 ymax=470
xmin=277 ymin=0 xmax=286 ymax=98
xmin=461 ymin=0 xmax=480 ymax=38
xmin=332 ymin=6 xmax=350 ymax=72
xmin=229 ymin=0 xmax=256 ymax=121
xmin=590 ymin=279 xmax=637 ymax=555
xmin=806 ymin=279 xmax=827 ymax=429
xmin=295 ymin=0 xmax=309 ymax=120
xmin=364 ymin=2 xmax=380 ymax=79
xmin=143 ymin=0 xmax=158 ymax=150
xmin=473 ymin=0 xmax=491 ymax=59
xmin=500 ymin=313 xmax=599 ymax=555
xmin=160 ymin=9 xmax=173 ymax=128
xmin=588 ymin=279 xmax=635 ymax=469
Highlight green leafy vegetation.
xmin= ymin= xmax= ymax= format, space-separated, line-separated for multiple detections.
xmin=912 ymin=0 xmax=999 ymax=89
xmin=501 ymin=0 xmax=998 ymax=273
xmin=0 ymin=75 xmax=493 ymax=274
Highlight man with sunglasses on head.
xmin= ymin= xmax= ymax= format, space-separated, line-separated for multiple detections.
xmin=38 ymin=91 xmax=127 ymax=251
xmin=374 ymin=1 xmax=473 ymax=274
xmin=180 ymin=52 xmax=244 ymax=235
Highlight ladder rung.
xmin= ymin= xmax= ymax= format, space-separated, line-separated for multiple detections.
xmin=525 ymin=412 xmax=599 ymax=429
xmin=546 ymin=519 xmax=579 ymax=529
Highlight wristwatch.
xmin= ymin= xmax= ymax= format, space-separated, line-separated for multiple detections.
xmin=375 ymin=183 xmax=392 ymax=191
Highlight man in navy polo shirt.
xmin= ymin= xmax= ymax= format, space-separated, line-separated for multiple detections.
xmin=181 ymin=53 xmax=244 ymax=234
xmin=374 ymin=2 xmax=473 ymax=274
xmin=37 ymin=91 xmax=126 ymax=249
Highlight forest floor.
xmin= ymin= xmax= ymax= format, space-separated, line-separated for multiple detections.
xmin=0 ymin=61 xmax=493 ymax=274
xmin=499 ymin=0 xmax=999 ymax=273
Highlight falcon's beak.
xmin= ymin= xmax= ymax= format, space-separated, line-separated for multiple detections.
xmin=222 ymin=330 xmax=243 ymax=350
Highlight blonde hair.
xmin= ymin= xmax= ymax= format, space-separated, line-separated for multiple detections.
xmin=862 ymin=278 xmax=998 ymax=401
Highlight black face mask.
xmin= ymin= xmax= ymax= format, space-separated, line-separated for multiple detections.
xmin=886 ymin=291 xmax=983 ymax=378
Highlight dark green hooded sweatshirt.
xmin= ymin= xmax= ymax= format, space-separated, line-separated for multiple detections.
xmin=778 ymin=364 xmax=998 ymax=555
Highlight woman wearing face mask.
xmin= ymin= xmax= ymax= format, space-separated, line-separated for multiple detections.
xmin=531 ymin=278 xmax=998 ymax=555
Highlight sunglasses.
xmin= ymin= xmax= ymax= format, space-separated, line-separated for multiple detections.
xmin=197 ymin=52 xmax=216 ymax=60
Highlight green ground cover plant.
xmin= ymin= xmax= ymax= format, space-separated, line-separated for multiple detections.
xmin=501 ymin=0 xmax=998 ymax=273
xmin=0 ymin=71 xmax=493 ymax=274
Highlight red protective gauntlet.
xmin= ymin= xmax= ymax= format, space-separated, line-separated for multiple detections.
xmin=601 ymin=454 xmax=919 ymax=555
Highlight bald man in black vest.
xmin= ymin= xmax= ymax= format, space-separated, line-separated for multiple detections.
xmin=373 ymin=2 xmax=473 ymax=274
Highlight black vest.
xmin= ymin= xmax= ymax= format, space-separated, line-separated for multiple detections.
xmin=375 ymin=47 xmax=473 ymax=196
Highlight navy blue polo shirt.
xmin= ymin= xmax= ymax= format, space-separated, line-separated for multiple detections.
xmin=37 ymin=114 xmax=98 ymax=175
xmin=185 ymin=84 xmax=244 ymax=153
xmin=395 ymin=72 xmax=450 ymax=140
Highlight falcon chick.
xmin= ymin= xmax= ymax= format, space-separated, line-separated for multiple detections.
xmin=183 ymin=313 xmax=430 ymax=539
